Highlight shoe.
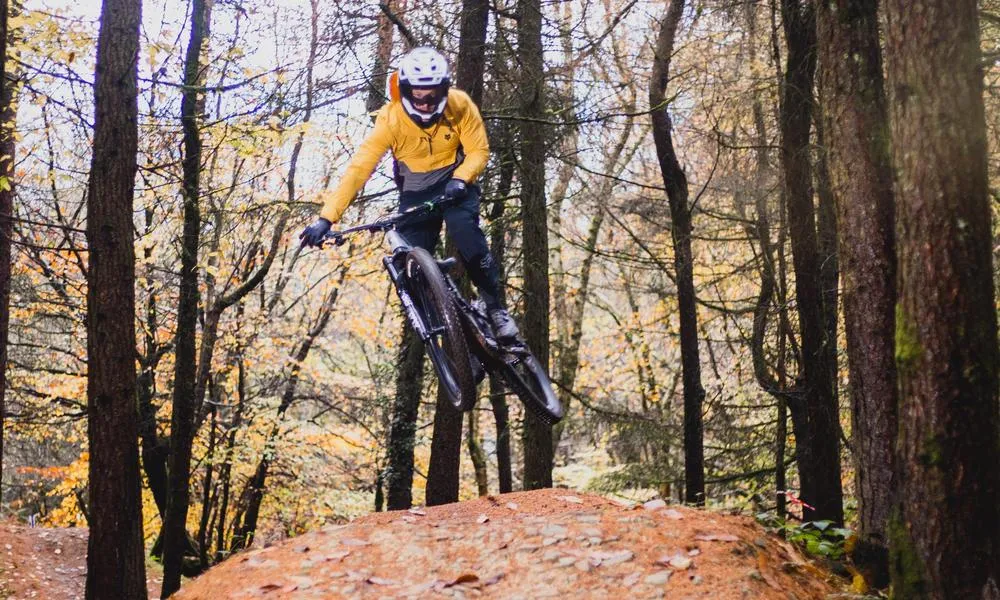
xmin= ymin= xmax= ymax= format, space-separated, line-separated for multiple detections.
xmin=488 ymin=308 xmax=519 ymax=340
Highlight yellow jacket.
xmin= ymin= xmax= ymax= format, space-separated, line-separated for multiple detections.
xmin=320 ymin=88 xmax=490 ymax=223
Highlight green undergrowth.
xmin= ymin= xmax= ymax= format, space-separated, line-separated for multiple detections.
xmin=756 ymin=514 xmax=854 ymax=560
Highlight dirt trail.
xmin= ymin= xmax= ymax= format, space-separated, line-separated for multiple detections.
xmin=177 ymin=489 xmax=845 ymax=599
xmin=0 ymin=521 xmax=162 ymax=599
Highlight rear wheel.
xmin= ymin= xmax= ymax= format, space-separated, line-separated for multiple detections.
xmin=405 ymin=248 xmax=477 ymax=411
xmin=501 ymin=351 xmax=563 ymax=424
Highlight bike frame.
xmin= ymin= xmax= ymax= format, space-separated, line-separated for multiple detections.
xmin=324 ymin=196 xmax=563 ymax=423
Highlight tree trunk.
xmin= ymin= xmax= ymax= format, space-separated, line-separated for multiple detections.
xmin=424 ymin=0 xmax=489 ymax=505
xmin=0 ymin=0 xmax=12 ymax=507
xmin=84 ymin=0 xmax=147 ymax=596
xmin=162 ymin=0 xmax=213 ymax=595
xmin=815 ymin=0 xmax=896 ymax=585
xmin=366 ymin=0 xmax=395 ymax=114
xmin=214 ymin=356 xmax=246 ymax=561
xmin=777 ymin=0 xmax=843 ymax=524
xmin=467 ymin=409 xmax=489 ymax=496
xmin=387 ymin=322 xmax=425 ymax=509
xmin=883 ymin=2 xmax=1000 ymax=597
xmin=517 ymin=0 xmax=552 ymax=491
xmin=426 ymin=393 xmax=462 ymax=505
xmin=488 ymin=143 xmax=515 ymax=494
xmin=137 ymin=269 xmax=169 ymax=519
xmin=197 ymin=386 xmax=219 ymax=568
xmin=454 ymin=0 xmax=488 ymax=105
xmin=812 ymin=124 xmax=838 ymax=397
xmin=649 ymin=0 xmax=706 ymax=506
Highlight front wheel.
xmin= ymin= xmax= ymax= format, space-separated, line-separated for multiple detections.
xmin=501 ymin=351 xmax=563 ymax=425
xmin=405 ymin=248 xmax=477 ymax=411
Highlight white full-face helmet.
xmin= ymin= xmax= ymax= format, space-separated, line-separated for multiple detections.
xmin=397 ymin=47 xmax=451 ymax=128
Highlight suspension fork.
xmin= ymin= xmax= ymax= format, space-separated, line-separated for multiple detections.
xmin=383 ymin=251 xmax=439 ymax=343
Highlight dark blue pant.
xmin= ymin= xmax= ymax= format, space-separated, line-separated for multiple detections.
xmin=397 ymin=182 xmax=502 ymax=309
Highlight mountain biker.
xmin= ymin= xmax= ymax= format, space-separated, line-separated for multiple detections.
xmin=299 ymin=46 xmax=518 ymax=340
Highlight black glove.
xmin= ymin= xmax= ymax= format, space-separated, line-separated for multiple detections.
xmin=299 ymin=217 xmax=332 ymax=248
xmin=444 ymin=178 xmax=467 ymax=201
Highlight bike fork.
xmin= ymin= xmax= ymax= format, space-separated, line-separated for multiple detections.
xmin=383 ymin=255 xmax=439 ymax=343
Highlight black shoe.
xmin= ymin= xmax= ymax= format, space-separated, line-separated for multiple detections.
xmin=488 ymin=308 xmax=519 ymax=340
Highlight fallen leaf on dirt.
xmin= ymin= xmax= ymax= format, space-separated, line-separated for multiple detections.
xmin=339 ymin=538 xmax=371 ymax=547
xmin=656 ymin=552 xmax=692 ymax=570
xmin=365 ymin=576 xmax=396 ymax=586
xmin=694 ymin=533 xmax=741 ymax=542
xmin=756 ymin=551 xmax=782 ymax=590
xmin=774 ymin=538 xmax=808 ymax=565
xmin=590 ymin=549 xmax=635 ymax=566
xmin=403 ymin=580 xmax=438 ymax=595
xmin=476 ymin=514 xmax=489 ymax=524
xmin=555 ymin=495 xmax=584 ymax=504
xmin=557 ymin=556 xmax=576 ymax=567
xmin=258 ymin=583 xmax=282 ymax=592
xmin=484 ymin=572 xmax=505 ymax=585
xmin=444 ymin=573 xmax=479 ymax=587
xmin=245 ymin=556 xmax=280 ymax=568
xmin=644 ymin=570 xmax=672 ymax=585
xmin=643 ymin=499 xmax=667 ymax=511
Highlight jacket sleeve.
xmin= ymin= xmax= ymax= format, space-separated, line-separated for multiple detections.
xmin=320 ymin=108 xmax=393 ymax=222
xmin=452 ymin=96 xmax=490 ymax=184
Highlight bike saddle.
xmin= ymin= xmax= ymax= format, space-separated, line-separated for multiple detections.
xmin=436 ymin=257 xmax=458 ymax=273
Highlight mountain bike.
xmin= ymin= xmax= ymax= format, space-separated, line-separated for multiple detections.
xmin=324 ymin=197 xmax=563 ymax=424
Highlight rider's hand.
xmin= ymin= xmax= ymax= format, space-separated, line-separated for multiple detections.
xmin=444 ymin=178 xmax=467 ymax=201
xmin=299 ymin=217 xmax=332 ymax=248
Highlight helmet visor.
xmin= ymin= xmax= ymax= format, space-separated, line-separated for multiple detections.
xmin=406 ymin=87 xmax=445 ymax=112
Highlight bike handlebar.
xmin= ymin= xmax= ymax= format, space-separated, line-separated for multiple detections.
xmin=323 ymin=194 xmax=451 ymax=247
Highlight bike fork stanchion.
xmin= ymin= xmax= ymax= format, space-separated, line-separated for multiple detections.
xmin=383 ymin=255 xmax=435 ymax=343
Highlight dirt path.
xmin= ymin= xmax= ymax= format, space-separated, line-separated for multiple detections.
xmin=1 ymin=522 xmax=89 ymax=599
xmin=0 ymin=522 xmax=163 ymax=599
xmin=177 ymin=489 xmax=846 ymax=599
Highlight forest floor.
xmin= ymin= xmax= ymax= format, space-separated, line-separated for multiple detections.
xmin=177 ymin=489 xmax=849 ymax=600
xmin=0 ymin=521 xmax=163 ymax=598
xmin=0 ymin=489 xmax=852 ymax=599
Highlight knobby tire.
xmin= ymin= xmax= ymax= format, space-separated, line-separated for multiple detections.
xmin=502 ymin=352 xmax=563 ymax=425
xmin=405 ymin=248 xmax=477 ymax=411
